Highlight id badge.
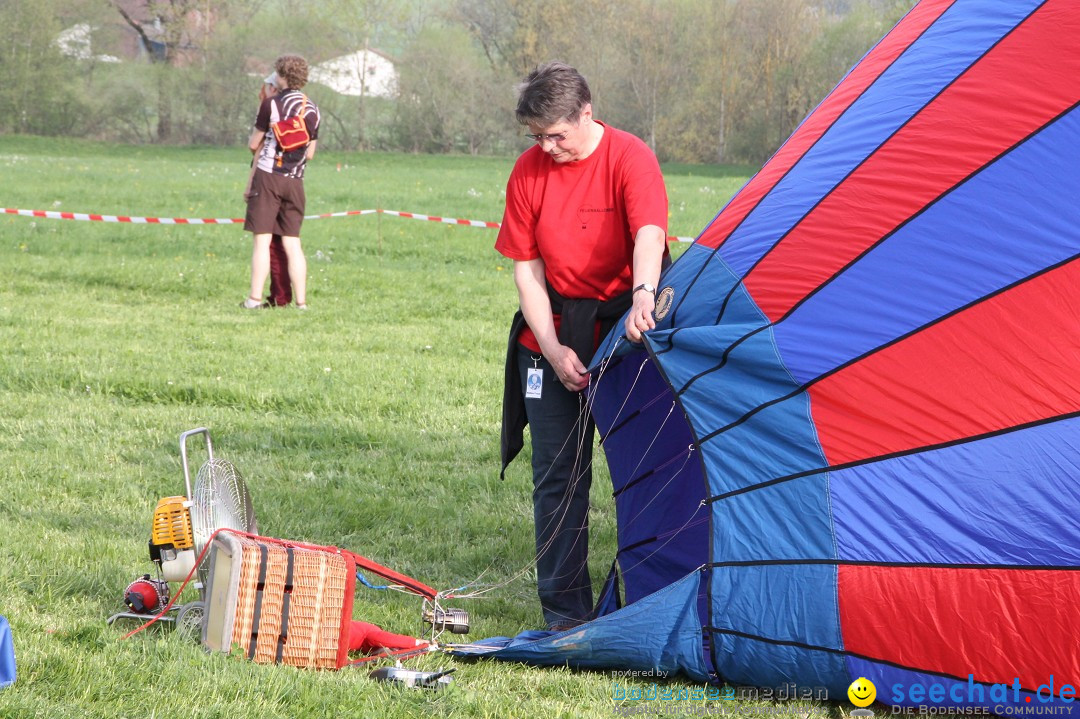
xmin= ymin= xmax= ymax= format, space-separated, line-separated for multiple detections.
xmin=526 ymin=367 xmax=543 ymax=399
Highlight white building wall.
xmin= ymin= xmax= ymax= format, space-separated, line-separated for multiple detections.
xmin=310 ymin=50 xmax=397 ymax=98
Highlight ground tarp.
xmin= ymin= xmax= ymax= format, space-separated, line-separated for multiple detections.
xmin=0 ymin=615 xmax=15 ymax=688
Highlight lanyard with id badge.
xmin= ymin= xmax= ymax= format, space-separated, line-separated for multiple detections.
xmin=526 ymin=355 xmax=543 ymax=399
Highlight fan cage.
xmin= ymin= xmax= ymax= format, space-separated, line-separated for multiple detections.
xmin=191 ymin=458 xmax=257 ymax=584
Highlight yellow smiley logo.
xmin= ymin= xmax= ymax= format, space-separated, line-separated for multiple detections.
xmin=848 ymin=677 xmax=877 ymax=707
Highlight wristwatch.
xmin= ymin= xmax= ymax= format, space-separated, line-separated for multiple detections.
xmin=633 ymin=283 xmax=656 ymax=295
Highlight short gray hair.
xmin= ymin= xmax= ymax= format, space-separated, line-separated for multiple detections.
xmin=515 ymin=61 xmax=592 ymax=127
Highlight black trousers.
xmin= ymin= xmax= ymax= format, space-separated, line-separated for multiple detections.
xmin=517 ymin=345 xmax=595 ymax=629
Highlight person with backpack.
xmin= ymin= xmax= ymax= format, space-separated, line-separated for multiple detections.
xmin=242 ymin=55 xmax=320 ymax=310
xmin=242 ymin=71 xmax=292 ymax=308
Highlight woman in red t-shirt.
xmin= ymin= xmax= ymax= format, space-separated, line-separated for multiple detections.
xmin=496 ymin=61 xmax=668 ymax=632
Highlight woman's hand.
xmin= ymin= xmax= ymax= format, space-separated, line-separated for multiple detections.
xmin=545 ymin=344 xmax=590 ymax=392
xmin=625 ymin=290 xmax=656 ymax=342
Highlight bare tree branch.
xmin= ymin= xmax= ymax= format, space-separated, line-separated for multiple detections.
xmin=108 ymin=0 xmax=159 ymax=61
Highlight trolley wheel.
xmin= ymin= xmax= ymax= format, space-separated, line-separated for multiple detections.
xmin=175 ymin=601 xmax=205 ymax=642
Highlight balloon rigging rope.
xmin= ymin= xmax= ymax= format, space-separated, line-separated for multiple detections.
xmin=615 ymin=493 xmax=708 ymax=580
xmin=614 ymin=404 xmax=688 ymax=531
xmin=451 ymin=340 xmax=638 ymax=600
xmin=457 ymin=444 xmax=702 ymax=609
xmin=450 ymin=393 xmax=594 ymax=600
xmin=586 ymin=338 xmax=642 ymax=431
xmin=452 ymin=342 xmax=688 ymax=603
xmin=616 ymin=400 xmax=674 ymax=492
xmin=450 ymin=401 xmax=595 ymax=601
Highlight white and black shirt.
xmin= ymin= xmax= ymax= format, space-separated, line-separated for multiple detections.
xmin=254 ymin=89 xmax=321 ymax=179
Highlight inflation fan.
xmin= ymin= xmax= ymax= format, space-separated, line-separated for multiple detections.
xmin=107 ymin=427 xmax=258 ymax=638
xmin=111 ymin=427 xmax=472 ymax=674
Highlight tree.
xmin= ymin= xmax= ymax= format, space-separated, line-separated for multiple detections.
xmin=105 ymin=0 xmax=266 ymax=143
xmin=393 ymin=24 xmax=511 ymax=154
xmin=600 ymin=0 xmax=695 ymax=155
xmin=8 ymin=0 xmax=920 ymax=158
xmin=654 ymin=0 xmax=738 ymax=163
xmin=107 ymin=0 xmax=201 ymax=141
xmin=719 ymin=0 xmax=820 ymax=162
xmin=456 ymin=0 xmax=605 ymax=77
xmin=0 ymin=0 xmax=86 ymax=135
xmin=309 ymin=0 xmax=408 ymax=150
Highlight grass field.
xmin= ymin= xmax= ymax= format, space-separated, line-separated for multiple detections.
xmin=0 ymin=135 xmax=835 ymax=718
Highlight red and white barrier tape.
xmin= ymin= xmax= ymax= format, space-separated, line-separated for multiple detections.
xmin=4 ymin=207 xmax=240 ymax=225
xmin=4 ymin=206 xmax=695 ymax=241
xmin=379 ymin=209 xmax=500 ymax=229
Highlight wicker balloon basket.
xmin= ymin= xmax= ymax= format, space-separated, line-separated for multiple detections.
xmin=202 ymin=533 xmax=356 ymax=669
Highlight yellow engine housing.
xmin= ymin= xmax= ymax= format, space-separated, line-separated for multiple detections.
xmin=152 ymin=496 xmax=194 ymax=550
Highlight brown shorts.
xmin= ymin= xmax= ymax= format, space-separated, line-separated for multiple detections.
xmin=244 ymin=170 xmax=306 ymax=236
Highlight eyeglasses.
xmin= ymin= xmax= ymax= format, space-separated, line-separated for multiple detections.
xmin=525 ymin=132 xmax=568 ymax=144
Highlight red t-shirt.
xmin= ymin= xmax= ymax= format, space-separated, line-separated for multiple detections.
xmin=495 ymin=122 xmax=668 ymax=352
